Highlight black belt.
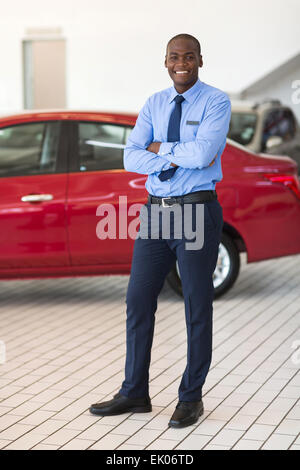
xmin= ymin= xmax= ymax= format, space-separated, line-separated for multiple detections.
xmin=148 ymin=190 xmax=217 ymax=207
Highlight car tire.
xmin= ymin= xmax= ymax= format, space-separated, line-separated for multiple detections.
xmin=166 ymin=232 xmax=240 ymax=299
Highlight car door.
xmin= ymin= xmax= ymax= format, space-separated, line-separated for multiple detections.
xmin=0 ymin=119 xmax=69 ymax=269
xmin=66 ymin=120 xmax=147 ymax=268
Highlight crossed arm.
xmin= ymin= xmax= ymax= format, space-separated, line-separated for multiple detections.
xmin=123 ymin=95 xmax=231 ymax=175
xmin=146 ymin=141 xmax=215 ymax=168
xmin=145 ymin=142 xmax=177 ymax=167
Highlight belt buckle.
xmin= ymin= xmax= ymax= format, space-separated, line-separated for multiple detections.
xmin=162 ymin=197 xmax=174 ymax=208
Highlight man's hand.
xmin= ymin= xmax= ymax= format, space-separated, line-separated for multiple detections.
xmin=146 ymin=142 xmax=161 ymax=154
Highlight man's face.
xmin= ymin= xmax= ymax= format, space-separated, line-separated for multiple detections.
xmin=165 ymin=38 xmax=203 ymax=93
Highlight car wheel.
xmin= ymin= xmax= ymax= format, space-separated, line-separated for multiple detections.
xmin=166 ymin=232 xmax=240 ymax=298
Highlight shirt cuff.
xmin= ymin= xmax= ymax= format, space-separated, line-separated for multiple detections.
xmin=158 ymin=142 xmax=176 ymax=157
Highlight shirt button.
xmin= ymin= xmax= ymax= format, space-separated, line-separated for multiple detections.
xmin=168 ymin=179 xmax=170 ymax=182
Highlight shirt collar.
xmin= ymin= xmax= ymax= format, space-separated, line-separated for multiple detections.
xmin=168 ymin=79 xmax=203 ymax=104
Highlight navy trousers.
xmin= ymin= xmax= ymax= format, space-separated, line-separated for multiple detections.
xmin=119 ymin=199 xmax=223 ymax=402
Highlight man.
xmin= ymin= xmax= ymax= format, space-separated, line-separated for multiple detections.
xmin=90 ymin=33 xmax=231 ymax=428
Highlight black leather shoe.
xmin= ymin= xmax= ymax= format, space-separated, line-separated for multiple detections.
xmin=168 ymin=399 xmax=204 ymax=428
xmin=89 ymin=392 xmax=152 ymax=416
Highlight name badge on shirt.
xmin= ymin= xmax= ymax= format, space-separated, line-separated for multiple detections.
xmin=186 ymin=120 xmax=200 ymax=125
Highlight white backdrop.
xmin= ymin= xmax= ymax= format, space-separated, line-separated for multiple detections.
xmin=0 ymin=0 xmax=299 ymax=113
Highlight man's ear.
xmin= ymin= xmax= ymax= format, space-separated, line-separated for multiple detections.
xmin=199 ymin=55 xmax=203 ymax=68
xmin=164 ymin=56 xmax=167 ymax=68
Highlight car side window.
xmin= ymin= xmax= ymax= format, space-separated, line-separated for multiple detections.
xmin=262 ymin=109 xmax=296 ymax=150
xmin=0 ymin=121 xmax=61 ymax=177
xmin=124 ymin=127 xmax=133 ymax=143
xmin=78 ymin=122 xmax=131 ymax=171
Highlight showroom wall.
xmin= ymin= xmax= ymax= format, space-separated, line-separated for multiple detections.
xmin=241 ymin=62 xmax=300 ymax=122
xmin=0 ymin=0 xmax=300 ymax=114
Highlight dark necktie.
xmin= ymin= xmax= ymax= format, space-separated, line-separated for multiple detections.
xmin=158 ymin=95 xmax=185 ymax=182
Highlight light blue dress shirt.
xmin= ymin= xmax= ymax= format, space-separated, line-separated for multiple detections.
xmin=124 ymin=79 xmax=231 ymax=197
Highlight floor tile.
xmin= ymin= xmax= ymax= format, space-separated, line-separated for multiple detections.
xmin=0 ymin=256 xmax=299 ymax=450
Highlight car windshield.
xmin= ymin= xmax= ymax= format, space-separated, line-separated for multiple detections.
xmin=228 ymin=112 xmax=257 ymax=146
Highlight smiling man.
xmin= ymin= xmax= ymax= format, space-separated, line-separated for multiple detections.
xmin=90 ymin=34 xmax=231 ymax=428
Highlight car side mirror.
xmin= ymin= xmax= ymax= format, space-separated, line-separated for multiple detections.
xmin=266 ymin=135 xmax=283 ymax=150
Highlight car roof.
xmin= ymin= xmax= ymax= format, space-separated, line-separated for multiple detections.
xmin=231 ymin=99 xmax=285 ymax=113
xmin=0 ymin=109 xmax=138 ymax=126
xmin=230 ymin=100 xmax=257 ymax=111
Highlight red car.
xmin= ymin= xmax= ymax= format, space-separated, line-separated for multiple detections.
xmin=0 ymin=110 xmax=300 ymax=298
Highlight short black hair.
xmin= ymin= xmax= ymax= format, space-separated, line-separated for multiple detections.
xmin=166 ymin=34 xmax=201 ymax=56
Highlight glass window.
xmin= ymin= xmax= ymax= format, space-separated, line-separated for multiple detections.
xmin=228 ymin=112 xmax=257 ymax=146
xmin=124 ymin=127 xmax=133 ymax=143
xmin=262 ymin=109 xmax=296 ymax=150
xmin=0 ymin=121 xmax=61 ymax=177
xmin=78 ymin=122 xmax=129 ymax=171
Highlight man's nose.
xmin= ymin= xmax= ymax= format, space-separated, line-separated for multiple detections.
xmin=177 ymin=57 xmax=187 ymax=67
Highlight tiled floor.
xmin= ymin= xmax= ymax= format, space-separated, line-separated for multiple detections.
xmin=0 ymin=253 xmax=299 ymax=450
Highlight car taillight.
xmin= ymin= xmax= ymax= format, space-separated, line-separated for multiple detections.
xmin=264 ymin=173 xmax=300 ymax=199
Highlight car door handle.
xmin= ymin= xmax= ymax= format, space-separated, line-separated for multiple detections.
xmin=21 ymin=194 xmax=54 ymax=203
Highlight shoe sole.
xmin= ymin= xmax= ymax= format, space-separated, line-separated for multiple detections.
xmin=89 ymin=405 xmax=152 ymax=416
xmin=168 ymin=407 xmax=204 ymax=428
